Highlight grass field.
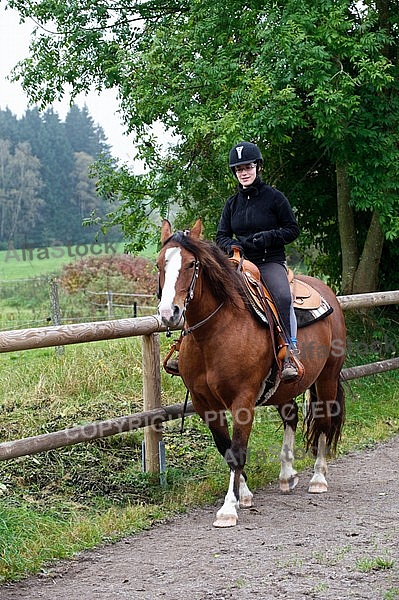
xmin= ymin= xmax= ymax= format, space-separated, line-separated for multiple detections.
xmin=0 ymin=242 xmax=159 ymax=330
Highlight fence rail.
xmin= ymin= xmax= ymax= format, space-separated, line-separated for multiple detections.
xmin=0 ymin=315 xmax=167 ymax=353
xmin=0 ymin=290 xmax=398 ymax=470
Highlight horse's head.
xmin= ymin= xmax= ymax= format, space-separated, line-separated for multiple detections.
xmin=157 ymin=219 xmax=203 ymax=327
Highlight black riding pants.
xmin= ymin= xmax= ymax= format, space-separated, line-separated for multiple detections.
xmin=257 ymin=261 xmax=296 ymax=342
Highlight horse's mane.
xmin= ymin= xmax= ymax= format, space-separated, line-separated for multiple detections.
xmin=165 ymin=232 xmax=248 ymax=309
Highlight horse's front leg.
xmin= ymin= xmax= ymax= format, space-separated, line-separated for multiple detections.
xmin=277 ymin=401 xmax=299 ymax=493
xmin=213 ymin=403 xmax=254 ymax=528
xmin=213 ymin=471 xmax=253 ymax=527
xmin=213 ymin=470 xmax=240 ymax=528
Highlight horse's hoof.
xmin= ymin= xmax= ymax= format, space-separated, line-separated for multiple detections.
xmin=308 ymin=475 xmax=328 ymax=493
xmin=213 ymin=514 xmax=238 ymax=527
xmin=279 ymin=474 xmax=299 ymax=494
xmin=308 ymin=482 xmax=328 ymax=493
xmin=239 ymin=494 xmax=253 ymax=509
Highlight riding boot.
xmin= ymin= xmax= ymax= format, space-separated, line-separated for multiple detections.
xmin=163 ymin=338 xmax=182 ymax=375
xmin=281 ymin=346 xmax=303 ymax=382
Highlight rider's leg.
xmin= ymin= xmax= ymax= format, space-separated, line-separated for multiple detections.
xmin=258 ymin=262 xmax=293 ymax=340
xmin=258 ymin=262 xmax=301 ymax=381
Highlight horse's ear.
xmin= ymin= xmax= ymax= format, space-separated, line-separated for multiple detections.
xmin=191 ymin=219 xmax=203 ymax=239
xmin=161 ymin=219 xmax=172 ymax=244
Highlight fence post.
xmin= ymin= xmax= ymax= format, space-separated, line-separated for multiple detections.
xmin=107 ymin=291 xmax=113 ymax=319
xmin=49 ymin=278 xmax=65 ymax=356
xmin=142 ymin=332 xmax=162 ymax=473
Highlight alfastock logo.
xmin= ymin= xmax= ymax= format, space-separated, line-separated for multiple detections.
xmin=4 ymin=239 xmax=118 ymax=262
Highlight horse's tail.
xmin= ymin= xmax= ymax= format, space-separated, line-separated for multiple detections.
xmin=304 ymin=376 xmax=345 ymax=457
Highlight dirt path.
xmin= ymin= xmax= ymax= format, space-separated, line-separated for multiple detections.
xmin=2 ymin=436 xmax=399 ymax=600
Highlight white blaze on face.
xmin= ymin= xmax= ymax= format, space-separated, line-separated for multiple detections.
xmin=158 ymin=247 xmax=182 ymax=321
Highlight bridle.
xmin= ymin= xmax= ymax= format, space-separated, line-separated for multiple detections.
xmin=185 ymin=257 xmax=200 ymax=306
xmin=159 ymin=235 xmax=224 ymax=337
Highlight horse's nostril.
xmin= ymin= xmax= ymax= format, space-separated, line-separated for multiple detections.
xmin=173 ymin=305 xmax=180 ymax=319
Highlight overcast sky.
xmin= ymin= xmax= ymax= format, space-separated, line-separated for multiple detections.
xmin=0 ymin=5 xmax=140 ymax=164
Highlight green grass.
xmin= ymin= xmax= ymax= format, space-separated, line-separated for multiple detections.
xmin=0 ymin=243 xmax=129 ymax=281
xmin=384 ymin=589 xmax=399 ymax=600
xmin=356 ymin=556 xmax=395 ymax=572
xmin=0 ymin=292 xmax=398 ymax=583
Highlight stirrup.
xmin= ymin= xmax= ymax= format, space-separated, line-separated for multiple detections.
xmin=163 ymin=337 xmax=182 ymax=376
xmin=165 ymin=357 xmax=179 ymax=375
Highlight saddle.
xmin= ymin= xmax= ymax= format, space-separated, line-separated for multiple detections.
xmin=229 ymin=248 xmax=332 ymax=329
xmin=288 ymin=269 xmax=322 ymax=310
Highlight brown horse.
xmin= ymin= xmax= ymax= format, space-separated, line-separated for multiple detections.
xmin=157 ymin=219 xmax=346 ymax=527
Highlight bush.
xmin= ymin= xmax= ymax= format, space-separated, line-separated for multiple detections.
xmin=60 ymin=254 xmax=158 ymax=296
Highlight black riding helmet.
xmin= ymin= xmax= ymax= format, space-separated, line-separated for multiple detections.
xmin=229 ymin=141 xmax=263 ymax=176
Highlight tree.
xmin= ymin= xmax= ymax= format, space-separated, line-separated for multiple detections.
xmin=0 ymin=106 xmax=113 ymax=246
xmin=0 ymin=139 xmax=43 ymax=248
xmin=65 ymin=104 xmax=110 ymax=157
xmin=72 ymin=150 xmax=115 ymax=241
xmin=7 ymin=0 xmax=399 ymax=292
xmin=0 ymin=108 xmax=19 ymax=144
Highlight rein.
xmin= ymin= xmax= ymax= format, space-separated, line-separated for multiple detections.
xmin=170 ymin=254 xmax=224 ymax=434
xmin=182 ymin=301 xmax=224 ymax=337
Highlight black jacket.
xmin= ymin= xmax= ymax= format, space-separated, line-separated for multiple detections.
xmin=216 ymin=177 xmax=300 ymax=264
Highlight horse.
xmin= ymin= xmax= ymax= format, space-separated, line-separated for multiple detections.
xmin=157 ymin=219 xmax=346 ymax=527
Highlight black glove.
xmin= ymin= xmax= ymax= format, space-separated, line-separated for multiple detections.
xmin=240 ymin=235 xmax=257 ymax=252
xmin=252 ymin=231 xmax=272 ymax=249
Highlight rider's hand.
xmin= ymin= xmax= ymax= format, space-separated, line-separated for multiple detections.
xmin=252 ymin=231 xmax=272 ymax=249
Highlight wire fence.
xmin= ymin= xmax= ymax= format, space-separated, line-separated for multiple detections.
xmin=0 ymin=277 xmax=158 ymax=330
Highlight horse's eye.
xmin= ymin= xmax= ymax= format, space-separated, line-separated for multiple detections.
xmin=187 ymin=260 xmax=196 ymax=270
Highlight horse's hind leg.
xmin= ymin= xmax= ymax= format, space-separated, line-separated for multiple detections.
xmin=309 ymin=432 xmax=329 ymax=493
xmin=306 ymin=378 xmax=345 ymax=493
xmin=238 ymin=473 xmax=253 ymax=508
xmin=277 ymin=400 xmax=299 ymax=493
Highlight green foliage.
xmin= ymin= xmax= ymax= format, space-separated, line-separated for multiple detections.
xmin=6 ymin=0 xmax=399 ymax=280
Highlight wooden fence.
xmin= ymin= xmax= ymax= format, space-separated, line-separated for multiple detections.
xmin=0 ymin=290 xmax=398 ymax=472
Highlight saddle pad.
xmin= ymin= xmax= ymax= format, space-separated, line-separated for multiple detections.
xmin=295 ymin=296 xmax=333 ymax=329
